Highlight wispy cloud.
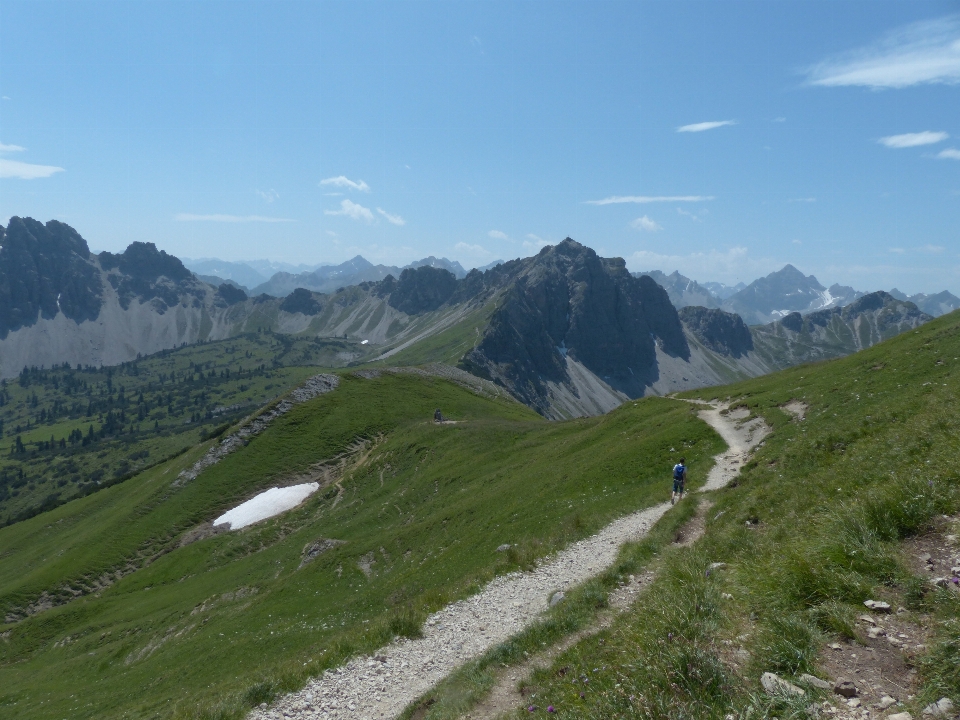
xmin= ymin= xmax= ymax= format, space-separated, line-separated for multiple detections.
xmin=523 ymin=234 xmax=549 ymax=252
xmin=174 ymin=213 xmax=294 ymax=223
xmin=889 ymin=247 xmax=905 ymax=254
xmin=454 ymin=242 xmax=491 ymax=259
xmin=806 ymin=15 xmax=960 ymax=88
xmin=586 ymin=195 xmax=714 ymax=206
xmin=676 ymin=207 xmax=706 ymax=222
xmin=324 ymin=199 xmax=374 ymax=222
xmin=676 ymin=120 xmax=737 ymax=133
xmin=630 ymin=215 xmax=662 ymax=232
xmin=377 ymin=208 xmax=406 ymax=226
xmin=937 ymin=148 xmax=960 ymax=160
xmin=0 ymin=158 xmax=65 ymax=179
xmin=788 ymin=197 xmax=817 ymax=203
xmin=0 ymin=142 xmax=25 ymax=153
xmin=319 ymin=175 xmax=371 ymax=192
xmin=256 ymin=188 xmax=279 ymax=203
xmin=488 ymin=230 xmax=509 ymax=240
xmin=879 ymin=131 xmax=948 ymax=148
xmin=921 ymin=244 xmax=945 ymax=254
xmin=773 ymin=117 xmax=787 ymax=123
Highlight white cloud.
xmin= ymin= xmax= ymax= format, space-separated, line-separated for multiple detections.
xmin=792 ymin=239 xmax=803 ymax=245
xmin=788 ymin=197 xmax=817 ymax=203
xmin=627 ymin=246 xmax=779 ymax=285
xmin=324 ymin=199 xmax=374 ymax=223
xmin=806 ymin=16 xmax=960 ymax=88
xmin=773 ymin=117 xmax=787 ymax=123
xmin=889 ymin=247 xmax=905 ymax=254
xmin=879 ymin=131 xmax=948 ymax=148
xmin=523 ymin=234 xmax=550 ymax=252
xmin=319 ymin=175 xmax=371 ymax=192
xmin=0 ymin=158 xmax=65 ymax=179
xmin=325 ymin=230 xmax=338 ymax=237
xmin=921 ymin=244 xmax=945 ymax=254
xmin=0 ymin=142 xmax=25 ymax=153
xmin=630 ymin=215 xmax=662 ymax=232
xmin=256 ymin=188 xmax=279 ymax=203
xmin=937 ymin=148 xmax=960 ymax=159
xmin=488 ymin=230 xmax=509 ymax=240
xmin=676 ymin=207 xmax=706 ymax=222
xmin=174 ymin=213 xmax=294 ymax=223
xmin=376 ymin=208 xmax=406 ymax=226
xmin=586 ymin=195 xmax=714 ymax=205
xmin=676 ymin=120 xmax=737 ymax=133
xmin=454 ymin=242 xmax=491 ymax=259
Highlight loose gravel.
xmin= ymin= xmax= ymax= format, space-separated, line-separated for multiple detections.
xmin=249 ymin=400 xmax=768 ymax=720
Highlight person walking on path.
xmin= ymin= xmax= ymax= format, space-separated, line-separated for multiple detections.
xmin=671 ymin=457 xmax=687 ymax=504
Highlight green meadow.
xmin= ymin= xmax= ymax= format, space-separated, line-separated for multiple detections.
xmin=0 ymin=369 xmax=721 ymax=719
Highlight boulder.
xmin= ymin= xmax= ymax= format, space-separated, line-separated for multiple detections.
xmin=760 ymin=672 xmax=804 ymax=696
xmin=922 ymin=698 xmax=955 ymax=717
xmin=798 ymin=674 xmax=831 ymax=690
xmin=833 ymin=679 xmax=858 ymax=698
xmin=863 ymin=599 xmax=891 ymax=612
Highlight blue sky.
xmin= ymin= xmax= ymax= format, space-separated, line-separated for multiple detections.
xmin=0 ymin=1 xmax=957 ymax=293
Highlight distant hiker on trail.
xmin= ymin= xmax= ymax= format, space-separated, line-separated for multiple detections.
xmin=671 ymin=458 xmax=687 ymax=504
xmin=434 ymin=408 xmax=444 ymax=423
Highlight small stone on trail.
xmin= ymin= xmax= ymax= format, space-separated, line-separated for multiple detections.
xmin=761 ymin=672 xmax=804 ymax=696
xmin=549 ymin=591 xmax=565 ymax=607
xmin=864 ymin=599 xmax=891 ymax=612
xmin=496 ymin=544 xmax=512 ymax=552
xmin=829 ymin=643 xmax=843 ymax=650
xmin=922 ymin=698 xmax=955 ymax=717
xmin=888 ymin=714 xmax=912 ymax=720
xmin=877 ymin=696 xmax=897 ymax=710
xmin=799 ymin=674 xmax=832 ymax=690
xmin=834 ymin=679 xmax=859 ymax=698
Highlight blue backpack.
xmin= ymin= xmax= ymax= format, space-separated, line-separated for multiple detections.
xmin=673 ymin=463 xmax=685 ymax=480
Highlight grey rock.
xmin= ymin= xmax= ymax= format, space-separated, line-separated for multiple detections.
xmin=877 ymin=696 xmax=897 ymax=710
xmin=887 ymin=714 xmax=912 ymax=720
xmin=834 ymin=679 xmax=858 ymax=698
xmin=863 ymin=599 xmax=891 ymax=612
xmin=760 ymin=672 xmax=804 ymax=696
xmin=549 ymin=591 xmax=565 ymax=607
xmin=922 ymin=698 xmax=955 ymax=717
xmin=798 ymin=673 xmax=831 ymax=690
xmin=496 ymin=544 xmax=512 ymax=552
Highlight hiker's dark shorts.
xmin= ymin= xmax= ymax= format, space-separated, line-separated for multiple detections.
xmin=673 ymin=478 xmax=684 ymax=493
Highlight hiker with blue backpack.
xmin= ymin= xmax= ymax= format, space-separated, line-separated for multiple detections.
xmin=671 ymin=458 xmax=687 ymax=505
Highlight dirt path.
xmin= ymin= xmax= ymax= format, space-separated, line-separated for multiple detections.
xmin=249 ymin=401 xmax=769 ymax=720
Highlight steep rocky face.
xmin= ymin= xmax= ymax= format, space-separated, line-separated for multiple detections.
xmin=98 ymin=242 xmax=202 ymax=313
xmin=678 ymin=306 xmax=753 ymax=357
xmin=0 ymin=217 xmax=103 ymax=339
xmin=215 ymin=283 xmax=248 ymax=305
xmin=279 ymin=288 xmax=322 ymax=315
xmin=462 ymin=239 xmax=689 ymax=413
xmin=385 ymin=266 xmax=458 ymax=315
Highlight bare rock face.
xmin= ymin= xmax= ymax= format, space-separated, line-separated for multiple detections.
xmin=386 ymin=265 xmax=458 ymax=315
xmin=679 ymin=306 xmax=754 ymax=357
xmin=462 ymin=239 xmax=690 ymax=414
xmin=98 ymin=241 xmax=201 ymax=313
xmin=0 ymin=217 xmax=103 ymax=338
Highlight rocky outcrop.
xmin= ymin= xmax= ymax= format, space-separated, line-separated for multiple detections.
xmin=386 ymin=266 xmax=458 ymax=315
xmin=279 ymin=288 xmax=322 ymax=315
xmin=462 ymin=239 xmax=690 ymax=415
xmin=679 ymin=306 xmax=753 ymax=357
xmin=0 ymin=217 xmax=103 ymax=339
xmin=98 ymin=241 xmax=202 ymax=313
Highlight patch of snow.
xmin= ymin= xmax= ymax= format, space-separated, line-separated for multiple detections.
xmin=213 ymin=482 xmax=319 ymax=530
xmin=361 ymin=339 xmax=369 ymax=345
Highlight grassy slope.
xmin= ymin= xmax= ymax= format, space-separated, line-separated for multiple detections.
xmin=0 ymin=332 xmax=367 ymax=525
xmin=487 ymin=313 xmax=960 ymax=719
xmin=0 ymin=372 xmax=723 ymax=720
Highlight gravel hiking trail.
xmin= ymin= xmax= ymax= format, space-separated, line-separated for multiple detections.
xmin=249 ymin=401 xmax=770 ymax=720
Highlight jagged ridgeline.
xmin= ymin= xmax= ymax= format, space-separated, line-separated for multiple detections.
xmin=0 ymin=217 xmax=933 ymax=421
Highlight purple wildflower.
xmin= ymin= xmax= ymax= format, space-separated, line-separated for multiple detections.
xmin=547 ymin=706 xmax=556 ymax=713
xmin=528 ymin=705 xmax=537 ymax=712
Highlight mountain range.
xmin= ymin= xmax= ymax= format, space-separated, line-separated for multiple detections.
xmin=640 ymin=264 xmax=959 ymax=323
xmin=0 ymin=217 xmax=940 ymax=420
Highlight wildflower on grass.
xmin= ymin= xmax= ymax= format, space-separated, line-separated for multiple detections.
xmin=528 ymin=705 xmax=537 ymax=712
xmin=547 ymin=706 xmax=556 ymax=713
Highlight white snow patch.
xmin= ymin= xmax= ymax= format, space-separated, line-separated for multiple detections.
xmin=213 ymin=483 xmax=319 ymax=530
